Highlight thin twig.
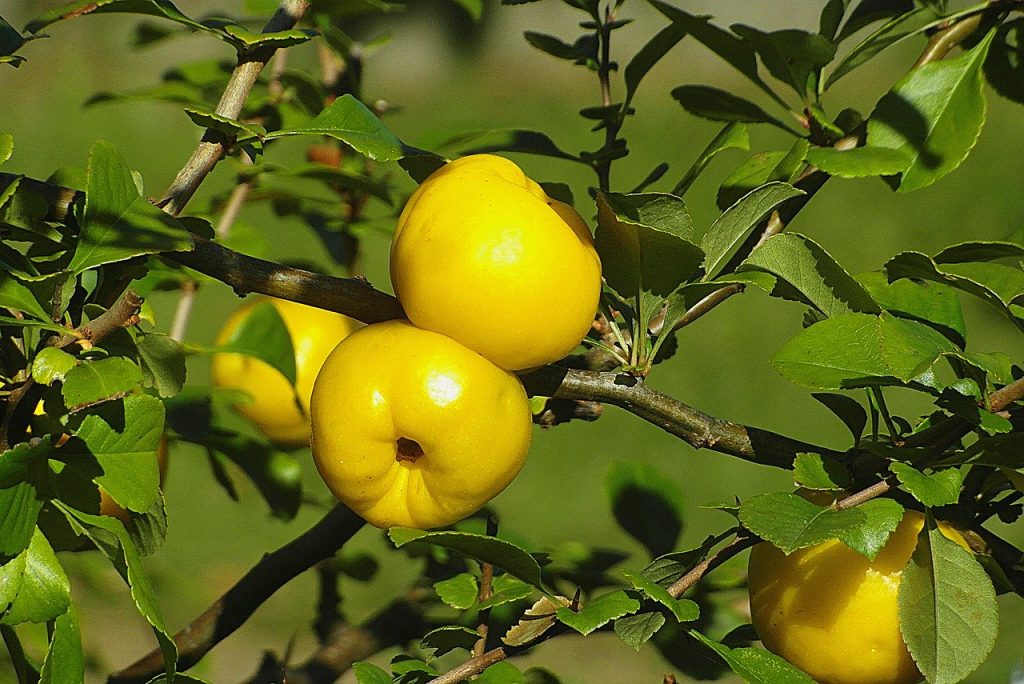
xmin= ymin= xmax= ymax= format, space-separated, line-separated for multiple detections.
xmin=427 ymin=648 xmax=507 ymax=684
xmin=474 ymin=517 xmax=498 ymax=658
xmin=160 ymin=0 xmax=310 ymax=216
xmin=666 ymin=534 xmax=756 ymax=599
xmin=168 ymin=279 xmax=198 ymax=342
xmin=836 ymin=479 xmax=893 ymax=509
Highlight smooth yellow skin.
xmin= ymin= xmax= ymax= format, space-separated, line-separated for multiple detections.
xmin=390 ymin=154 xmax=602 ymax=371
xmin=211 ymin=298 xmax=353 ymax=448
xmin=748 ymin=510 xmax=970 ymax=684
xmin=310 ymin=319 xmax=533 ymax=529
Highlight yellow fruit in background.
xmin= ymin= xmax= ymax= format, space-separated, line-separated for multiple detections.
xmin=310 ymin=319 xmax=532 ymax=529
xmin=390 ymin=154 xmax=602 ymax=371
xmin=211 ymin=297 xmax=353 ymax=448
xmin=747 ymin=509 xmax=971 ymax=684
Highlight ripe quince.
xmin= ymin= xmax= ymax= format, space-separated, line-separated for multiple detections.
xmin=747 ymin=509 xmax=970 ymax=684
xmin=390 ymin=154 xmax=602 ymax=371
xmin=211 ymin=297 xmax=353 ymax=448
xmin=310 ymin=319 xmax=532 ymax=529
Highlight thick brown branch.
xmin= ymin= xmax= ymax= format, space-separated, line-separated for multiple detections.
xmin=0 ymin=172 xmax=847 ymax=469
xmin=54 ymin=289 xmax=144 ymax=349
xmin=108 ymin=505 xmax=365 ymax=684
xmin=168 ymin=238 xmax=406 ymax=323
xmin=521 ymin=367 xmax=837 ymax=468
xmin=160 ymin=0 xmax=309 ymax=216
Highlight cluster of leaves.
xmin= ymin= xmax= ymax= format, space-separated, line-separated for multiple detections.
xmin=0 ymin=0 xmax=466 ymax=678
xmin=1 ymin=0 xmax=1023 ymax=683
xmin=348 ymin=0 xmax=1024 ymax=682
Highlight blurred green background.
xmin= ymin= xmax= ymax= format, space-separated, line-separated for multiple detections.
xmin=2 ymin=1 xmax=1023 ymax=682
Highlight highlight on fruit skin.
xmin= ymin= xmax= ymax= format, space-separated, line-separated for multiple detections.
xmin=210 ymin=297 xmax=354 ymax=449
xmin=390 ymin=153 xmax=602 ymax=371
xmin=309 ymin=319 xmax=533 ymax=529
xmin=747 ymin=509 xmax=971 ymax=684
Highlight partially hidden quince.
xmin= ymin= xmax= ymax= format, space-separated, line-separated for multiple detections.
xmin=211 ymin=297 xmax=353 ymax=448
xmin=747 ymin=509 xmax=970 ymax=684
xmin=390 ymin=154 xmax=602 ymax=371
xmin=310 ymin=319 xmax=532 ymax=529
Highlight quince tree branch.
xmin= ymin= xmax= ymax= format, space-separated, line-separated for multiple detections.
xmin=108 ymin=504 xmax=365 ymax=684
xmin=158 ymin=0 xmax=310 ymax=216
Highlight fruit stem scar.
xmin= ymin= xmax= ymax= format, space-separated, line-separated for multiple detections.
xmin=396 ymin=437 xmax=424 ymax=463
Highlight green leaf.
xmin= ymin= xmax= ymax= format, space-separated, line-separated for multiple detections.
xmin=475 ymin=661 xmax=524 ymax=684
xmin=868 ymin=29 xmax=996 ymax=192
xmin=856 ymin=271 xmax=965 ymax=347
xmin=433 ymin=573 xmax=478 ymax=610
xmin=215 ymin=301 xmax=296 ymax=385
xmin=389 ymin=528 xmax=545 ymax=590
xmin=137 ymin=333 xmax=186 ymax=398
xmin=57 ymin=503 xmax=177 ymax=677
xmin=650 ymin=2 xmax=787 ymax=108
xmin=689 ymin=630 xmax=814 ymax=683
xmin=31 ymin=348 xmax=78 ymax=385
xmin=61 ymin=356 xmax=142 ymax=409
xmin=523 ymin=31 xmax=591 ymax=62
xmin=624 ymin=21 xmax=689 ymax=109
xmin=69 ymin=140 xmax=192 ymax=274
xmin=730 ymin=26 xmax=837 ymax=100
xmin=838 ymin=497 xmax=904 ymax=561
xmin=25 ymin=0 xmax=220 ymax=36
xmin=458 ymin=129 xmax=581 ymax=162
xmin=39 ymin=604 xmax=83 ymax=684
xmin=827 ymin=7 xmax=935 ymax=87
xmin=837 ymin=0 xmax=916 ymax=41
xmin=61 ymin=394 xmax=164 ymax=514
xmin=183 ymin=107 xmax=266 ymax=139
xmin=479 ymin=574 xmax=534 ymax=610
xmin=613 ymin=611 xmax=665 ymax=651
xmin=672 ymin=122 xmax=750 ymax=196
xmin=985 ymin=18 xmax=1024 ymax=106
xmin=884 ymin=251 xmax=1024 ymax=331
xmin=671 ymin=86 xmax=789 ymax=130
xmin=595 ymin=191 xmax=702 ymax=328
xmin=898 ymin=515 xmax=998 ymax=684
xmin=0 ymin=272 xmax=53 ymax=321
xmin=890 ymin=463 xmax=962 ymax=507
xmin=811 ymin=393 xmax=868 ymax=445
xmin=792 ymin=452 xmax=852 ymax=491
xmin=0 ymin=133 xmax=12 ymax=163
xmin=265 ymin=95 xmax=404 ymax=162
xmin=1 ymin=529 xmax=70 ymax=625
xmin=219 ymin=24 xmax=317 ymax=51
xmin=739 ymin=233 xmax=880 ymax=316
xmin=0 ymin=439 xmax=52 ymax=488
xmin=739 ymin=492 xmax=866 ymax=554
xmin=934 ymin=240 xmax=1024 ymax=263
xmin=556 ymin=589 xmax=640 ymax=636
xmin=701 ymin=182 xmax=804 ymax=279
xmin=420 ymin=625 xmax=479 ymax=657
xmin=623 ymin=570 xmax=699 ymax=622
xmin=352 ymin=662 xmax=391 ymax=684
xmin=804 ymin=145 xmax=913 ymax=178
xmin=201 ymin=432 xmax=302 ymax=520
xmin=771 ymin=312 xmax=956 ymax=390
xmin=0 ymin=481 xmax=45 ymax=556
xmin=605 ymin=462 xmax=685 ymax=558
xmin=639 ymin=535 xmax=722 ymax=587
